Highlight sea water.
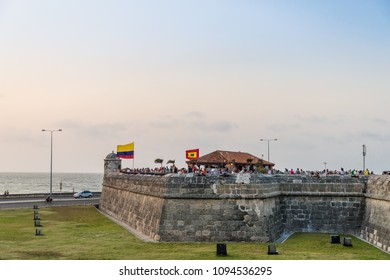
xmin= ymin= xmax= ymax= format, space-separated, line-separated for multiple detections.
xmin=0 ymin=172 xmax=103 ymax=195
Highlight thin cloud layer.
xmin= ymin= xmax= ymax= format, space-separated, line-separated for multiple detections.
xmin=0 ymin=1 xmax=389 ymax=173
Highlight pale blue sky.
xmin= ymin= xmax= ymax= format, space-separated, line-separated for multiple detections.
xmin=0 ymin=0 xmax=389 ymax=173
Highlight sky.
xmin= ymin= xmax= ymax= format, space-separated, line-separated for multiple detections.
xmin=0 ymin=0 xmax=389 ymax=174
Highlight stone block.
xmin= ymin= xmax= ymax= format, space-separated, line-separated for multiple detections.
xmin=330 ymin=235 xmax=340 ymax=244
xmin=343 ymin=237 xmax=352 ymax=246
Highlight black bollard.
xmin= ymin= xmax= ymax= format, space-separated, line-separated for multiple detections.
xmin=216 ymin=243 xmax=227 ymax=256
xmin=267 ymin=244 xmax=279 ymax=255
xmin=330 ymin=235 xmax=340 ymax=244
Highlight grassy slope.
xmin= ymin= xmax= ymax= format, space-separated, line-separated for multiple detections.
xmin=0 ymin=206 xmax=389 ymax=260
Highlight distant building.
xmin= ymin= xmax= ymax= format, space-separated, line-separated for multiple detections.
xmin=186 ymin=150 xmax=275 ymax=171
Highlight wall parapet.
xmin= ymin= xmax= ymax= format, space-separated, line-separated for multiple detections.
xmin=103 ymin=172 xmax=367 ymax=199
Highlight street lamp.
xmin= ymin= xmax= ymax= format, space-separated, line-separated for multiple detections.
xmin=260 ymin=138 xmax=278 ymax=162
xmin=42 ymin=129 xmax=62 ymax=197
xmin=363 ymin=144 xmax=367 ymax=171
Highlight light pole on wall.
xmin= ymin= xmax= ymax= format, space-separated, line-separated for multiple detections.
xmin=42 ymin=129 xmax=62 ymax=197
xmin=260 ymin=138 xmax=278 ymax=163
xmin=363 ymin=144 xmax=367 ymax=172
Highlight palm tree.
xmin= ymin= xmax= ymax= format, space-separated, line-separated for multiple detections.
xmin=154 ymin=158 xmax=163 ymax=168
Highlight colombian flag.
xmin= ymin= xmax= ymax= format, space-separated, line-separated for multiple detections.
xmin=186 ymin=149 xmax=199 ymax=160
xmin=117 ymin=142 xmax=134 ymax=159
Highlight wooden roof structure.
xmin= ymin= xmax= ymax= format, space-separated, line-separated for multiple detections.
xmin=186 ymin=150 xmax=275 ymax=168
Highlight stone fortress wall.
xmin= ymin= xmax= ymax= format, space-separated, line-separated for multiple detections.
xmin=99 ymin=169 xmax=390 ymax=253
xmin=99 ymin=152 xmax=390 ymax=253
xmin=361 ymin=176 xmax=390 ymax=252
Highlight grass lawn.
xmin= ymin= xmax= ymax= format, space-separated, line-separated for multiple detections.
xmin=0 ymin=205 xmax=389 ymax=260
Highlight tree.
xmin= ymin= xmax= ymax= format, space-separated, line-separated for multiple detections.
xmin=154 ymin=158 xmax=163 ymax=167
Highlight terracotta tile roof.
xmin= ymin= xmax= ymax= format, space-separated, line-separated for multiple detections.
xmin=186 ymin=150 xmax=274 ymax=166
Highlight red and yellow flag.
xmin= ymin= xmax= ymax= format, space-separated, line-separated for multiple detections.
xmin=186 ymin=149 xmax=199 ymax=160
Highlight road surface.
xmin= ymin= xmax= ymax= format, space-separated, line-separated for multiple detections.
xmin=0 ymin=192 xmax=101 ymax=209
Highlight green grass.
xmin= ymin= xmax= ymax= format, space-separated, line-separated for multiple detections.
xmin=0 ymin=206 xmax=389 ymax=260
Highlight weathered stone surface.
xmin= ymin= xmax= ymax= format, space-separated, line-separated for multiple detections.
xmin=360 ymin=175 xmax=390 ymax=253
xmin=99 ymin=173 xmax=390 ymax=253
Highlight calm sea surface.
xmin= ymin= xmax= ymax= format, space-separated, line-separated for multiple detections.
xmin=0 ymin=172 xmax=103 ymax=195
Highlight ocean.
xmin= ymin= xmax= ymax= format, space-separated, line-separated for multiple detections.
xmin=0 ymin=172 xmax=103 ymax=195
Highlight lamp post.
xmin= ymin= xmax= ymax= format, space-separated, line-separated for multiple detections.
xmin=261 ymin=154 xmax=264 ymax=168
xmin=42 ymin=129 xmax=62 ymax=197
xmin=363 ymin=144 xmax=367 ymax=172
xmin=260 ymin=138 xmax=278 ymax=162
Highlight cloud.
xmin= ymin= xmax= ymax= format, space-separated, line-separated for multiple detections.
xmin=265 ymin=114 xmax=332 ymax=133
xmin=149 ymin=112 xmax=237 ymax=133
xmin=354 ymin=131 xmax=390 ymax=142
xmin=190 ymin=120 xmax=237 ymax=132
xmin=184 ymin=111 xmax=204 ymax=118
xmin=0 ymin=127 xmax=42 ymax=145
xmin=371 ymin=118 xmax=390 ymax=125
xmin=149 ymin=119 xmax=179 ymax=129
xmin=54 ymin=119 xmax=131 ymax=139
xmin=266 ymin=122 xmax=301 ymax=132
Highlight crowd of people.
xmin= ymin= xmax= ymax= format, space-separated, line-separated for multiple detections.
xmin=121 ymin=165 xmax=184 ymax=174
xmin=120 ymin=165 xmax=374 ymax=177
xmin=279 ymin=167 xmax=373 ymax=177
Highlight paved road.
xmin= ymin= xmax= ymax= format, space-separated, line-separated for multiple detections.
xmin=0 ymin=193 xmax=101 ymax=209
